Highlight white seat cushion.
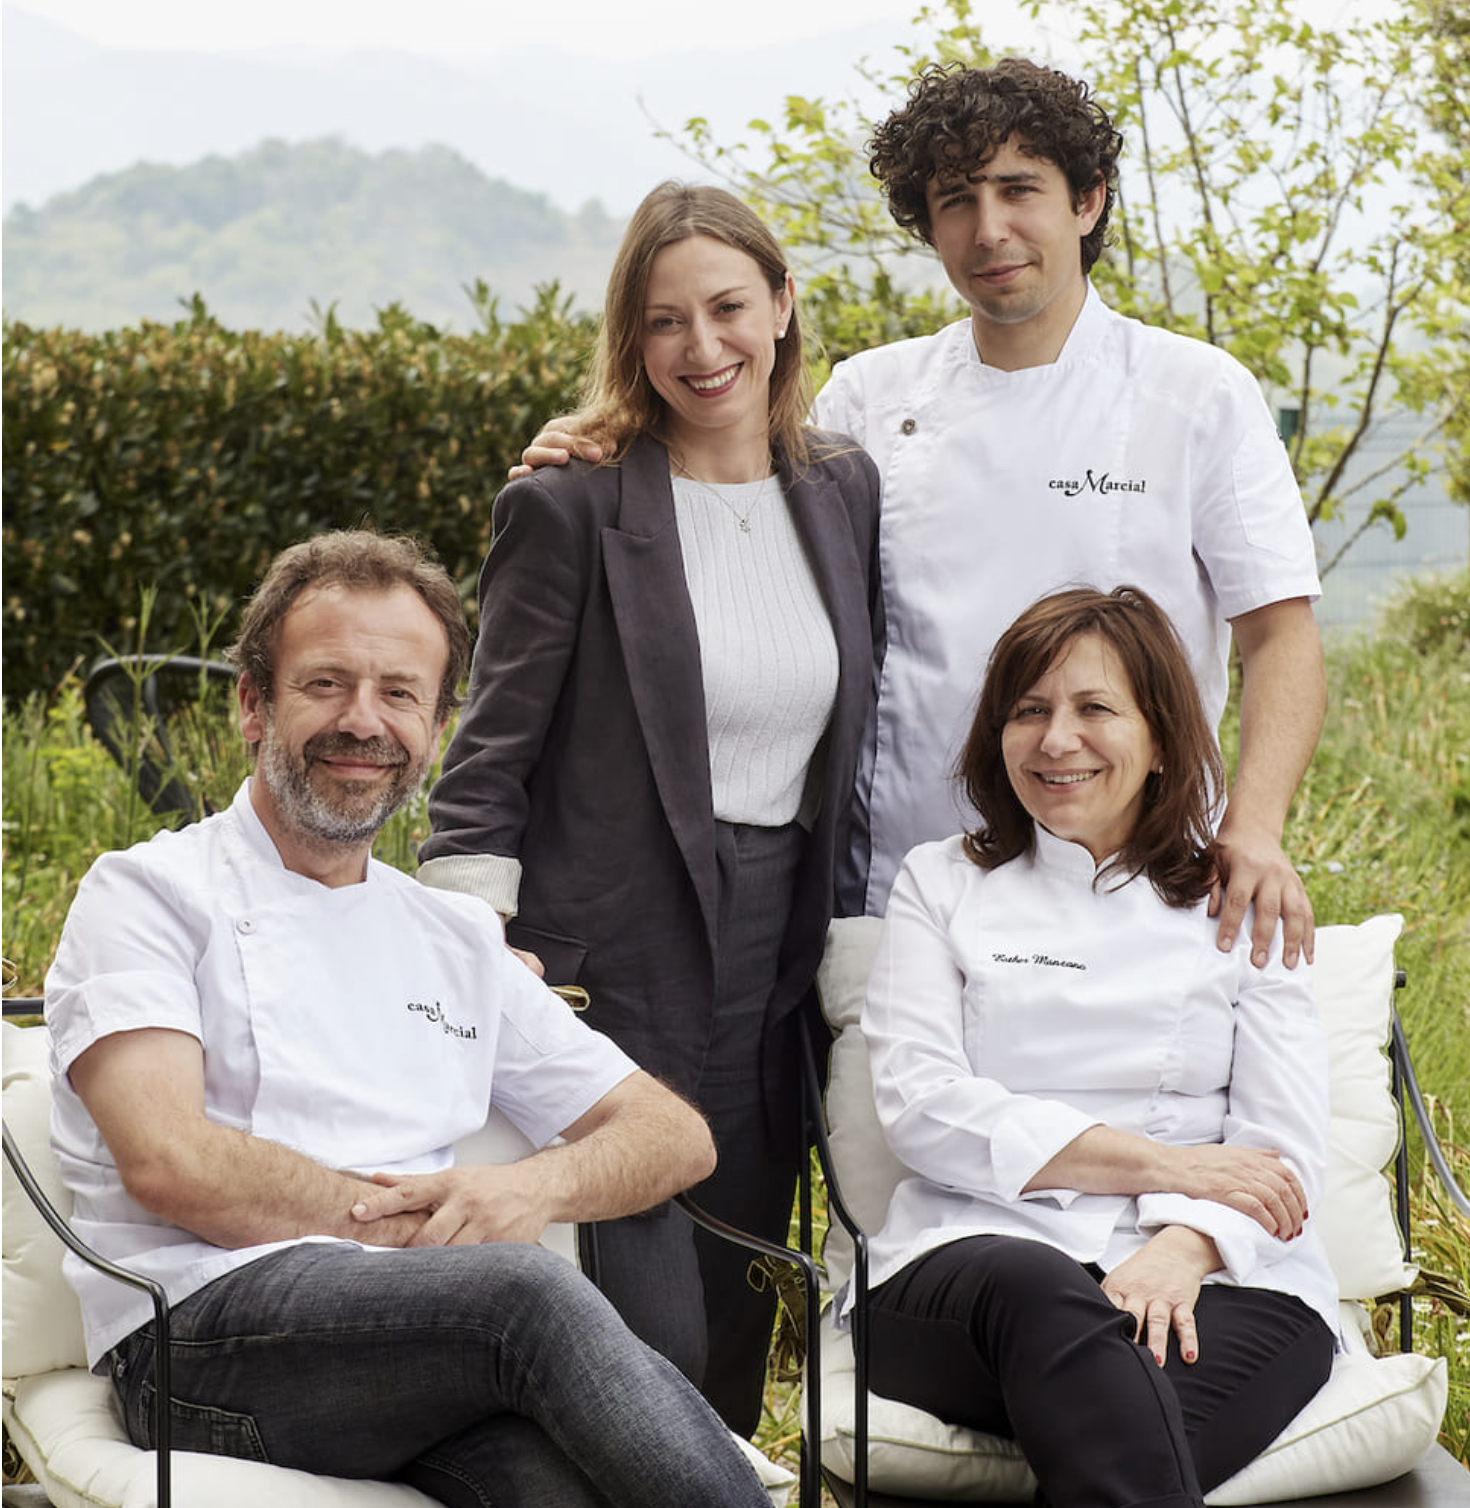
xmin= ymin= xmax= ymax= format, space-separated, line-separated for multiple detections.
xmin=2 ymin=1368 xmax=793 ymax=1508
xmin=815 ymin=1304 xmax=1447 ymax=1504
xmin=2 ymin=1368 xmax=436 ymax=1508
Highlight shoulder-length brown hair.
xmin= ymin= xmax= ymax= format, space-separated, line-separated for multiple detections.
xmin=579 ymin=181 xmax=815 ymax=469
xmin=958 ymin=586 xmax=1223 ymax=907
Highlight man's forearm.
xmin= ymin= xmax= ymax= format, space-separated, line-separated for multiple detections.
xmin=70 ymin=1027 xmax=432 ymax=1250
xmin=348 ymin=1071 xmax=719 ymax=1247
xmin=1227 ymin=597 xmax=1326 ymax=837
xmin=535 ymin=1072 xmax=717 ymax=1225
xmin=130 ymin=1120 xmax=431 ymax=1250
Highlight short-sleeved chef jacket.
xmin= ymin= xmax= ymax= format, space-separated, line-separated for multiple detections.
xmin=815 ymin=286 xmax=1322 ymax=915
xmin=47 ymin=780 xmax=636 ymax=1369
xmin=850 ymin=828 xmax=1338 ymax=1334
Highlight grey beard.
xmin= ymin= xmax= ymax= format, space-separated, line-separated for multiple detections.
xmin=257 ymin=722 xmax=428 ymax=849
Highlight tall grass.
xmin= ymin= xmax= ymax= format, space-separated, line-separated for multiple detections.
xmin=3 ymin=570 xmax=1468 ymax=1471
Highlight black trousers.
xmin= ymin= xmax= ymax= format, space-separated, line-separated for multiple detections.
xmin=869 ymin=1234 xmax=1335 ymax=1508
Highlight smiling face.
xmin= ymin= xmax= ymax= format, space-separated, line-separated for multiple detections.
xmin=238 ymin=582 xmax=449 ymax=878
xmin=1000 ymin=632 xmax=1162 ymax=863
xmin=924 ymin=135 xmax=1105 ymax=367
xmin=638 ymin=233 xmax=793 ymax=464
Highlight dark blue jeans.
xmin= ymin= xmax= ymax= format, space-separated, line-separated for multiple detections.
xmin=109 ymin=1240 xmax=771 ymax=1508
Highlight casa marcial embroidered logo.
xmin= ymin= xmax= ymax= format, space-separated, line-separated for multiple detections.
xmin=406 ymin=999 xmax=478 ymax=1040
xmin=1048 ymin=468 xmax=1148 ymax=498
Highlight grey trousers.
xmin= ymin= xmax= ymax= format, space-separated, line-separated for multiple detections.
xmin=580 ymin=818 xmax=808 ymax=1437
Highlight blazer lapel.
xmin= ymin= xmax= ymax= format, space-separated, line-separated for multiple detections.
xmin=601 ymin=436 xmax=720 ymax=951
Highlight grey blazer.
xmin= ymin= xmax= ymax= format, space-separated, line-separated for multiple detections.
xmin=422 ymin=431 xmax=883 ymax=1102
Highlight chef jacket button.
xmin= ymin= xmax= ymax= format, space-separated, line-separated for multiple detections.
xmin=901 ymin=417 xmax=917 ymax=435
xmin=236 ymin=918 xmax=256 ymax=935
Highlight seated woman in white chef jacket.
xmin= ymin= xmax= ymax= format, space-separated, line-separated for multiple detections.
xmin=855 ymin=585 xmax=1337 ymax=1508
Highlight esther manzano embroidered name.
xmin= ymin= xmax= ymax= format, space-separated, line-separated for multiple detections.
xmin=406 ymin=1000 xmax=478 ymax=1039
xmin=1048 ymin=469 xmax=1147 ymax=498
xmin=992 ymin=952 xmax=1088 ymax=971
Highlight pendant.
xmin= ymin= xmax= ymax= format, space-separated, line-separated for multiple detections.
xmin=738 ymin=517 xmax=752 ymax=533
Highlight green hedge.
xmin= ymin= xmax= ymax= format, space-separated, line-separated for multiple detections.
xmin=2 ymin=289 xmax=597 ymax=703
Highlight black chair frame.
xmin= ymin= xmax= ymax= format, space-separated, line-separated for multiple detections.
xmin=82 ymin=654 xmax=239 ymax=821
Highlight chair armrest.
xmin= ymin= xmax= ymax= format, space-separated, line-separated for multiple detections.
xmin=2 ymin=1118 xmax=174 ymax=1508
xmin=671 ymin=1192 xmax=823 ymax=1508
xmin=1392 ymin=1008 xmax=1470 ymax=1220
xmin=798 ymin=1028 xmax=873 ymax=1508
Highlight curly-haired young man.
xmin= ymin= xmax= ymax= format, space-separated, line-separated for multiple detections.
xmin=816 ymin=59 xmax=1325 ymax=963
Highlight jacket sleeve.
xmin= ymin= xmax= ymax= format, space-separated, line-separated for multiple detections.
xmin=812 ymin=362 xmax=869 ymax=448
xmin=419 ymin=470 xmax=596 ymax=913
xmin=1136 ymin=933 xmax=1328 ymax=1282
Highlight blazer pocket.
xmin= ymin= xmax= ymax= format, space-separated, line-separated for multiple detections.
xmin=505 ymin=921 xmax=587 ymax=989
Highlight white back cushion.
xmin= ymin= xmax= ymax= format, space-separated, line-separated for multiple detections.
xmin=3 ymin=1019 xmax=89 ymax=1376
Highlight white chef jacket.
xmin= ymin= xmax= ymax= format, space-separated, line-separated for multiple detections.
xmin=848 ymin=828 xmax=1338 ymax=1333
xmin=815 ymin=287 xmax=1323 ymax=915
xmin=47 ymin=781 xmax=636 ymax=1369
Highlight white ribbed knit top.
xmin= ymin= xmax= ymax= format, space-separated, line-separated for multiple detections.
xmin=671 ymin=473 xmax=839 ymax=826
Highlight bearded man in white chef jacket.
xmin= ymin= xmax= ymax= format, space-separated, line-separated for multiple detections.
xmin=518 ymin=59 xmax=1326 ymax=979
xmin=45 ymin=530 xmax=773 ymax=1508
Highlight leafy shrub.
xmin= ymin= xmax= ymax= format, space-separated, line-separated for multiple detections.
xmin=1374 ymin=566 xmax=1470 ymax=658
xmin=2 ymin=288 xmax=597 ymax=704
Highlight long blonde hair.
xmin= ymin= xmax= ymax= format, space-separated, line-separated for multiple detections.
xmin=580 ymin=182 xmax=814 ymax=468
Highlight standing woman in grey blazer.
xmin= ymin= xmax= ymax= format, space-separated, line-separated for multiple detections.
xmin=418 ymin=181 xmax=883 ymax=1435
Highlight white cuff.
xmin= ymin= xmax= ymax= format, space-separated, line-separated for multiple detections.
xmin=991 ymin=1104 xmax=1103 ymax=1204
xmin=1136 ymin=1191 xmax=1284 ymax=1281
xmin=416 ymin=854 xmax=523 ymax=919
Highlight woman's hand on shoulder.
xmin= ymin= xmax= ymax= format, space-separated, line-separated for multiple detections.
xmin=508 ymin=420 xmax=607 ymax=479
xmin=1102 ymin=1226 xmax=1221 ymax=1366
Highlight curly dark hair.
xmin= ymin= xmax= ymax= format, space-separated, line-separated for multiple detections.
xmin=869 ymin=58 xmax=1123 ymax=273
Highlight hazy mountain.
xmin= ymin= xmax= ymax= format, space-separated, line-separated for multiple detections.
xmin=1 ymin=0 xmax=907 ymax=329
xmin=1 ymin=2 xmax=901 ymax=218
xmin=2 ymin=138 xmax=627 ymax=330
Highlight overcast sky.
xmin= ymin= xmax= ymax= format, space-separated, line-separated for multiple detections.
xmin=1 ymin=0 xmax=1400 ymax=216
xmin=6 ymin=0 xmax=933 ymax=59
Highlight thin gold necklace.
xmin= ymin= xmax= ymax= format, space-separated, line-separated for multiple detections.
xmin=671 ymin=457 xmax=775 ymax=535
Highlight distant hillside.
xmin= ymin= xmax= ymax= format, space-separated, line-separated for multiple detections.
xmin=1 ymin=139 xmax=626 ymax=331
